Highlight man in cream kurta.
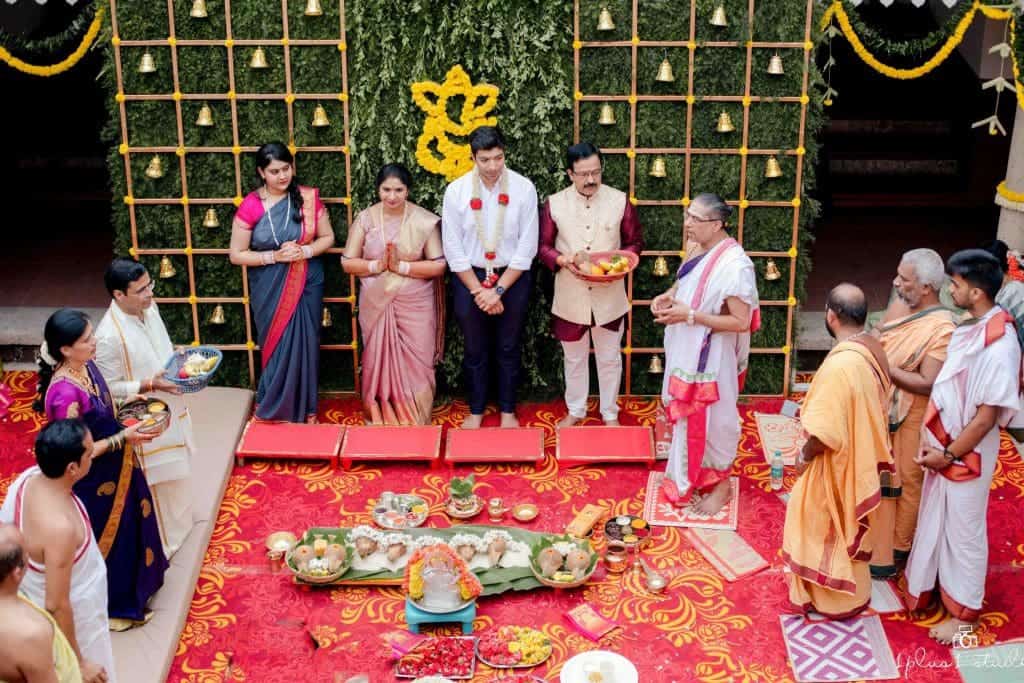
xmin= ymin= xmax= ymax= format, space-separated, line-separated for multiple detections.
xmin=539 ymin=142 xmax=643 ymax=426
xmin=94 ymin=258 xmax=194 ymax=557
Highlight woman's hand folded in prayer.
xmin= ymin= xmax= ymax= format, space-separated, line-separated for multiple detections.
xmin=276 ymin=241 xmax=304 ymax=262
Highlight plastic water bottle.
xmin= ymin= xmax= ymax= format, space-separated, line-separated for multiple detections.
xmin=771 ymin=450 xmax=784 ymax=491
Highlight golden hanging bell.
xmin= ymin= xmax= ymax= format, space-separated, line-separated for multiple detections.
xmin=767 ymin=53 xmax=785 ymax=76
xmin=765 ymin=258 xmax=782 ymax=281
xmin=144 ymin=155 xmax=165 ymax=179
xmin=195 ymin=103 xmax=214 ymax=127
xmin=597 ymin=7 xmax=615 ymax=31
xmin=137 ymin=51 xmax=156 ymax=74
xmin=304 ymin=0 xmax=323 ymax=16
xmin=710 ymin=5 xmax=728 ymax=27
xmin=652 ymin=256 xmax=670 ymax=277
xmin=598 ymin=103 xmax=616 ymax=126
xmin=190 ymin=0 xmax=208 ymax=19
xmin=764 ymin=155 xmax=783 ymax=179
xmin=716 ymin=111 xmax=735 ymax=133
xmin=321 ymin=306 xmax=333 ymax=328
xmin=311 ymin=104 xmax=330 ymax=127
xmin=202 ymin=207 xmax=220 ymax=228
xmin=208 ymin=304 xmax=226 ymax=325
xmin=648 ymin=354 xmax=664 ymax=375
xmin=158 ymin=256 xmax=176 ymax=279
xmin=655 ymin=58 xmax=675 ymax=83
xmin=249 ymin=47 xmax=269 ymax=69
xmin=649 ymin=156 xmax=667 ymax=178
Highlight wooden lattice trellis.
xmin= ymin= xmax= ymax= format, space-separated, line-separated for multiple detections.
xmin=109 ymin=0 xmax=357 ymax=389
xmin=574 ymin=0 xmax=815 ymax=397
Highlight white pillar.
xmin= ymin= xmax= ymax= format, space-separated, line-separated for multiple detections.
xmin=996 ymin=105 xmax=1024 ymax=250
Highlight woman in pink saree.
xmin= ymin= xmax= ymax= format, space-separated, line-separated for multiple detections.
xmin=342 ymin=164 xmax=447 ymax=424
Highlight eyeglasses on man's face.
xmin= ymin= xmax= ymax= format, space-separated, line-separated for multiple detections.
xmin=571 ymin=168 xmax=603 ymax=180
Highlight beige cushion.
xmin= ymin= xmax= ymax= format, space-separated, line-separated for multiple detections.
xmin=112 ymin=387 xmax=252 ymax=683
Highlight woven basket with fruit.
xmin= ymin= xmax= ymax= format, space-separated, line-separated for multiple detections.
xmin=163 ymin=346 xmax=223 ymax=393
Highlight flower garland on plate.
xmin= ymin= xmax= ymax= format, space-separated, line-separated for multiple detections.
xmin=403 ymin=543 xmax=483 ymax=602
xmin=0 ymin=8 xmax=105 ymax=77
xmin=471 ymin=170 xmax=510 ymax=288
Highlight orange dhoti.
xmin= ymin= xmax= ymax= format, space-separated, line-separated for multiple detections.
xmin=783 ymin=340 xmax=892 ymax=618
xmin=869 ymin=307 xmax=955 ymax=575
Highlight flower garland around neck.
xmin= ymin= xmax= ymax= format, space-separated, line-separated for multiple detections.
xmin=470 ymin=170 xmax=510 ymax=288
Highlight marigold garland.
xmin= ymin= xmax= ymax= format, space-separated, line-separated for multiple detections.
xmin=0 ymin=8 xmax=105 ymax=77
xmin=411 ymin=65 xmax=499 ymax=181
xmin=402 ymin=544 xmax=482 ymax=602
xmin=997 ymin=180 xmax=1024 ymax=204
xmin=821 ymin=1 xmax=1023 ymax=110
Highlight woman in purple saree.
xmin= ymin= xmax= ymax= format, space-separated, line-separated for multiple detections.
xmin=343 ymin=164 xmax=447 ymax=424
xmin=230 ymin=143 xmax=336 ymax=423
xmin=36 ymin=308 xmax=167 ymax=626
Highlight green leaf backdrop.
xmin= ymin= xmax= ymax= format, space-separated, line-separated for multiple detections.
xmin=103 ymin=0 xmax=822 ymax=398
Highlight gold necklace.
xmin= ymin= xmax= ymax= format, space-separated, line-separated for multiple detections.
xmin=59 ymin=363 xmax=99 ymax=397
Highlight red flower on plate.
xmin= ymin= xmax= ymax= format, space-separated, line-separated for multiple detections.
xmin=498 ymin=193 xmax=509 ymax=205
xmin=470 ymin=198 xmax=483 ymax=210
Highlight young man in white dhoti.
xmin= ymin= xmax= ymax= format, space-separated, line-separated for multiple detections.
xmin=538 ymin=142 xmax=643 ymax=427
xmin=94 ymin=258 xmax=194 ymax=556
xmin=0 ymin=420 xmax=115 ymax=683
xmin=905 ymin=249 xmax=1021 ymax=644
xmin=651 ymin=193 xmax=759 ymax=515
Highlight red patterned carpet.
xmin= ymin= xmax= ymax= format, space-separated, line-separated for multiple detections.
xmin=3 ymin=370 xmax=1024 ymax=682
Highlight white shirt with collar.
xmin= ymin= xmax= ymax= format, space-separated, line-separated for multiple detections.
xmin=441 ymin=168 xmax=539 ymax=272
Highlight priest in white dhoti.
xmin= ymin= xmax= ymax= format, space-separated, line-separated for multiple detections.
xmin=652 ymin=193 xmax=759 ymax=516
xmin=94 ymin=257 xmax=194 ymax=557
xmin=538 ymin=142 xmax=643 ymax=427
xmin=905 ymin=249 xmax=1021 ymax=644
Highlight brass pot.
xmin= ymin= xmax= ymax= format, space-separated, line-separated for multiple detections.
xmin=604 ymin=540 xmax=630 ymax=574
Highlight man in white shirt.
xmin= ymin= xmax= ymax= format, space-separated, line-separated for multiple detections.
xmin=442 ymin=126 xmax=539 ymax=428
xmin=94 ymin=258 xmax=194 ymax=557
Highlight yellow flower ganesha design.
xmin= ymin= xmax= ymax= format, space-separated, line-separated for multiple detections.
xmin=411 ymin=65 xmax=499 ymax=181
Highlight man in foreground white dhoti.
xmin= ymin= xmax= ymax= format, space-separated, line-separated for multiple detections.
xmin=652 ymin=193 xmax=759 ymax=515
xmin=94 ymin=258 xmax=194 ymax=556
xmin=905 ymin=249 xmax=1021 ymax=644
xmin=0 ymin=420 xmax=115 ymax=682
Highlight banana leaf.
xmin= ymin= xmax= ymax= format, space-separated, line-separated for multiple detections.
xmin=299 ymin=525 xmax=571 ymax=594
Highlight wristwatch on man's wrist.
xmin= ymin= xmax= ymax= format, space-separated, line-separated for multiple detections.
xmin=495 ymin=285 xmax=506 ymax=297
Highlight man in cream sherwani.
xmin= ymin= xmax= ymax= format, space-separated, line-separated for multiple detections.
xmin=538 ymin=142 xmax=643 ymax=427
xmin=94 ymin=257 xmax=194 ymax=557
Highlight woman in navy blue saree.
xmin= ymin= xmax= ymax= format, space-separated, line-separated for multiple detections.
xmin=230 ymin=143 xmax=336 ymax=422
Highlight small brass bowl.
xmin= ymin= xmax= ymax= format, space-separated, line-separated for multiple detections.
xmin=266 ymin=531 xmax=297 ymax=559
xmin=512 ymin=503 xmax=539 ymax=522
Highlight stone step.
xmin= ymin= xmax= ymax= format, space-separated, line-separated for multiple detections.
xmin=0 ymin=306 xmax=107 ymax=347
